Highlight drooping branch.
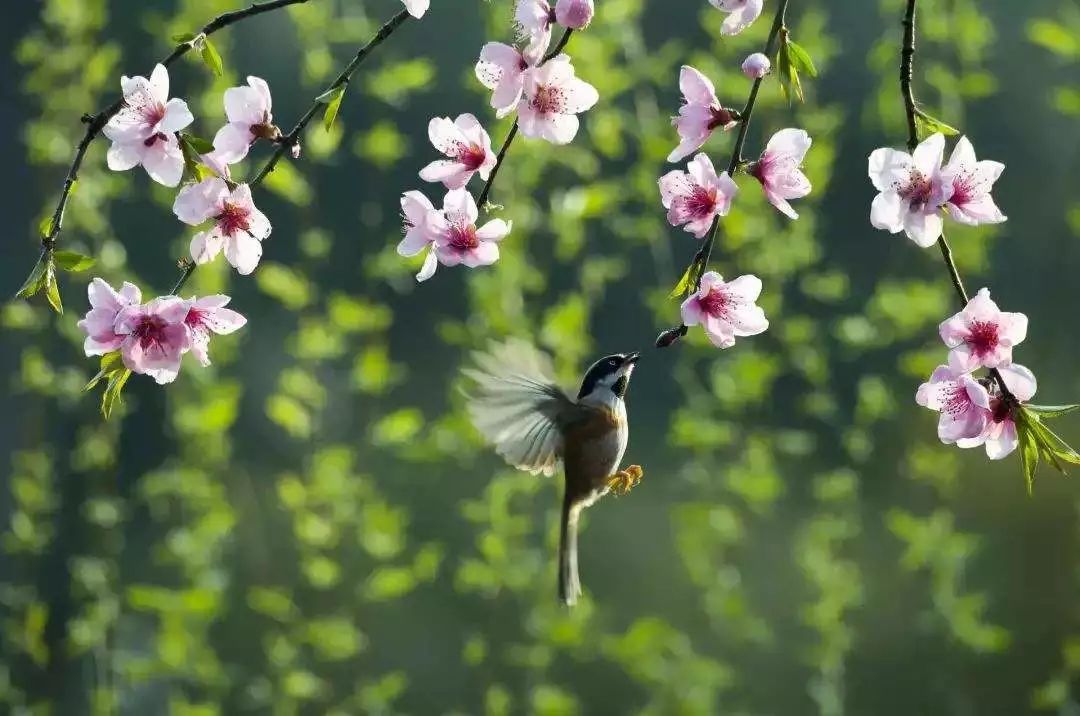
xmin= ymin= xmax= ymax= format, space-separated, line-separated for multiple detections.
xmin=40 ymin=0 xmax=314 ymax=255
xmin=656 ymin=0 xmax=790 ymax=347
xmin=475 ymin=28 xmax=574 ymax=211
xmin=170 ymin=8 xmax=411 ymax=295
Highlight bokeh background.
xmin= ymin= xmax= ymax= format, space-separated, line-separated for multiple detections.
xmin=3 ymin=0 xmax=1080 ymax=713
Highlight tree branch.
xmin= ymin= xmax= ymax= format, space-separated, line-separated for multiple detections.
xmin=171 ymin=8 xmax=411 ymax=295
xmin=475 ymin=28 xmax=574 ymax=212
xmin=656 ymin=0 xmax=790 ymax=347
xmin=38 ymin=0 xmax=314 ymax=255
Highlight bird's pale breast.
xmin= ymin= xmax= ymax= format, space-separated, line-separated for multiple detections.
xmin=563 ymin=404 xmax=628 ymax=499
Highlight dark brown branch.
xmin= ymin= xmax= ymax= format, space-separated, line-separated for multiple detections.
xmin=475 ymin=28 xmax=574 ymax=212
xmin=657 ymin=0 xmax=790 ymax=347
xmin=171 ymin=8 xmax=411 ymax=295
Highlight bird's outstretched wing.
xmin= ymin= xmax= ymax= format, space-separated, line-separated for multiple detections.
xmin=462 ymin=339 xmax=577 ymax=477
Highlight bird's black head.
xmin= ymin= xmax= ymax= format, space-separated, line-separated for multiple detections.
xmin=577 ymin=352 xmax=640 ymax=402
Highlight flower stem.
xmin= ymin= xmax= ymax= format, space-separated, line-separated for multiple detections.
xmin=475 ymin=28 xmax=574 ymax=212
xmin=170 ymin=8 xmax=411 ymax=295
xmin=657 ymin=0 xmax=790 ymax=347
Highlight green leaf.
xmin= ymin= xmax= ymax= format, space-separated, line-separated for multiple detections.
xmin=199 ymin=38 xmax=224 ymax=77
xmin=914 ymin=112 xmax=960 ymax=140
xmin=101 ymin=369 xmax=132 ymax=419
xmin=315 ymin=85 xmax=345 ymax=104
xmin=172 ymin=32 xmax=197 ymax=44
xmin=321 ymin=86 xmax=346 ymax=132
xmin=16 ymin=255 xmax=48 ymax=299
xmin=53 ymin=250 xmax=96 ymax=272
xmin=38 ymin=214 xmax=55 ymax=239
xmin=785 ymin=40 xmax=818 ymax=78
xmin=1017 ymin=413 xmax=1039 ymax=494
xmin=776 ymin=40 xmax=804 ymax=103
xmin=182 ymin=133 xmax=215 ymax=155
xmin=84 ymin=352 xmax=122 ymax=392
xmin=1026 ymin=404 xmax=1080 ymax=418
xmin=44 ymin=263 xmax=62 ymax=315
xmin=669 ymin=264 xmax=696 ymax=299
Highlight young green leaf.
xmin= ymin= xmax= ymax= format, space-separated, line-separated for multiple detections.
xmin=315 ymin=85 xmax=346 ymax=104
xmin=53 ymin=250 xmax=96 ymax=272
xmin=1025 ymin=403 xmax=1080 ymax=418
xmin=785 ymin=40 xmax=818 ymax=78
xmin=182 ymin=133 xmax=215 ymax=155
xmin=101 ymin=368 xmax=132 ymax=419
xmin=44 ymin=262 xmax=63 ymax=314
xmin=84 ymin=352 xmax=122 ymax=392
xmin=669 ymin=264 xmax=697 ymax=299
xmin=775 ymin=40 xmax=804 ymax=103
xmin=321 ymin=86 xmax=346 ymax=132
xmin=1017 ymin=413 xmax=1039 ymax=493
xmin=172 ymin=32 xmax=198 ymax=44
xmin=38 ymin=214 xmax=55 ymax=239
xmin=16 ymin=255 xmax=48 ymax=299
xmin=199 ymin=38 xmax=224 ymax=77
xmin=914 ymin=112 xmax=960 ymax=139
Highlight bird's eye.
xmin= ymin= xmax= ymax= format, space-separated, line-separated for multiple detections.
xmin=608 ymin=358 xmax=619 ymax=366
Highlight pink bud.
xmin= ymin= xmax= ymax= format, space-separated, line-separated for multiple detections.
xmin=555 ymin=0 xmax=594 ymax=29
xmin=741 ymin=52 xmax=771 ymax=79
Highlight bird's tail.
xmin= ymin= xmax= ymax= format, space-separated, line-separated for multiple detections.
xmin=558 ymin=494 xmax=582 ymax=606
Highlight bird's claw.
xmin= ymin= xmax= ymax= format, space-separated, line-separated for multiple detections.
xmin=607 ymin=464 xmax=644 ymax=496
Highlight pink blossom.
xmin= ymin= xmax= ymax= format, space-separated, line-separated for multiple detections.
xmin=211 ymin=76 xmax=277 ymax=164
xmin=401 ymin=0 xmax=429 ymax=18
xmin=658 ymin=153 xmax=737 ymax=238
xmin=419 ymin=114 xmax=497 ymax=189
xmin=668 ymin=66 xmax=738 ymax=163
xmin=555 ymin=0 xmax=594 ymax=29
xmin=750 ymin=128 xmax=812 ymax=219
xmin=183 ymin=295 xmax=247 ymax=366
xmin=709 ymin=0 xmax=764 ymax=36
xmin=397 ymin=190 xmax=442 ymax=282
xmin=979 ymin=363 xmax=1037 ymax=460
xmin=517 ymin=54 xmax=599 ymax=144
xmin=915 ymin=364 xmax=992 ymax=447
xmin=77 ymin=278 xmax=142 ymax=356
xmin=430 ymin=189 xmax=512 ymax=277
xmin=741 ymin=52 xmax=771 ymax=79
xmin=680 ymin=271 xmax=769 ymax=348
xmin=173 ymin=178 xmax=272 ymax=275
xmin=938 ymin=287 xmax=1028 ymax=373
xmin=868 ymin=132 xmax=949 ymax=247
xmin=103 ymin=64 xmax=194 ymax=187
xmin=939 ymin=136 xmax=1007 ymax=226
xmin=113 ymin=297 xmax=191 ymax=384
xmin=515 ymin=0 xmax=554 ymax=59
xmin=475 ymin=43 xmax=539 ymax=118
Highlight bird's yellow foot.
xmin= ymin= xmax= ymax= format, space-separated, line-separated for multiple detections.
xmin=607 ymin=464 xmax=644 ymax=496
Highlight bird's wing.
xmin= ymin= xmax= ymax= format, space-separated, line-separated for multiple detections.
xmin=462 ymin=339 xmax=577 ymax=477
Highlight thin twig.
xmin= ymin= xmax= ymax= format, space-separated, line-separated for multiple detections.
xmin=898 ymin=0 xmax=1012 ymax=401
xmin=475 ymin=28 xmax=574 ymax=212
xmin=170 ymin=8 xmax=411 ymax=295
xmin=657 ymin=0 xmax=790 ymax=346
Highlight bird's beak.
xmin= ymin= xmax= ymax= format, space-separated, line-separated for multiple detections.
xmin=623 ymin=352 xmax=640 ymax=366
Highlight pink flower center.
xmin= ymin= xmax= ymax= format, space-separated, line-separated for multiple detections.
xmin=966 ymin=320 xmax=1000 ymax=357
xmin=447 ymin=223 xmax=479 ymax=251
xmin=455 ymin=142 xmax=488 ymax=170
xmin=531 ymin=85 xmax=564 ymax=115
xmin=948 ymin=168 xmax=984 ymax=208
xmin=216 ymin=201 xmax=252 ymax=237
xmin=698 ymin=287 xmax=731 ymax=319
xmin=708 ymin=106 xmax=735 ymax=130
xmin=989 ymin=396 xmax=1012 ymax=424
xmin=685 ymin=186 xmax=718 ymax=218
xmin=184 ymin=307 xmax=206 ymax=330
xmin=897 ymin=169 xmax=933 ymax=210
xmin=131 ymin=315 xmax=169 ymax=351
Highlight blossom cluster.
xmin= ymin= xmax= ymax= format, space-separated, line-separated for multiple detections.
xmin=78 ymin=278 xmax=246 ymax=384
xmin=868 ymin=133 xmax=1006 ymax=247
xmin=396 ymin=0 xmax=599 ymax=282
xmin=658 ymin=16 xmax=813 ymax=350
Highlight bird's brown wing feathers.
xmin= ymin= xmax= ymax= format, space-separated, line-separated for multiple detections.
xmin=462 ymin=339 xmax=577 ymax=476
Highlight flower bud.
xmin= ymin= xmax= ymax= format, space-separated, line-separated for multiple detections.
xmin=555 ymin=0 xmax=594 ymax=29
xmin=655 ymin=325 xmax=686 ymax=348
xmin=741 ymin=52 xmax=771 ymax=79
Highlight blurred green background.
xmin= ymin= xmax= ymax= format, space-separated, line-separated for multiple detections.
xmin=3 ymin=0 xmax=1080 ymax=713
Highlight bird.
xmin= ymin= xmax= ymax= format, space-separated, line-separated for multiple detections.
xmin=462 ymin=339 xmax=643 ymax=606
